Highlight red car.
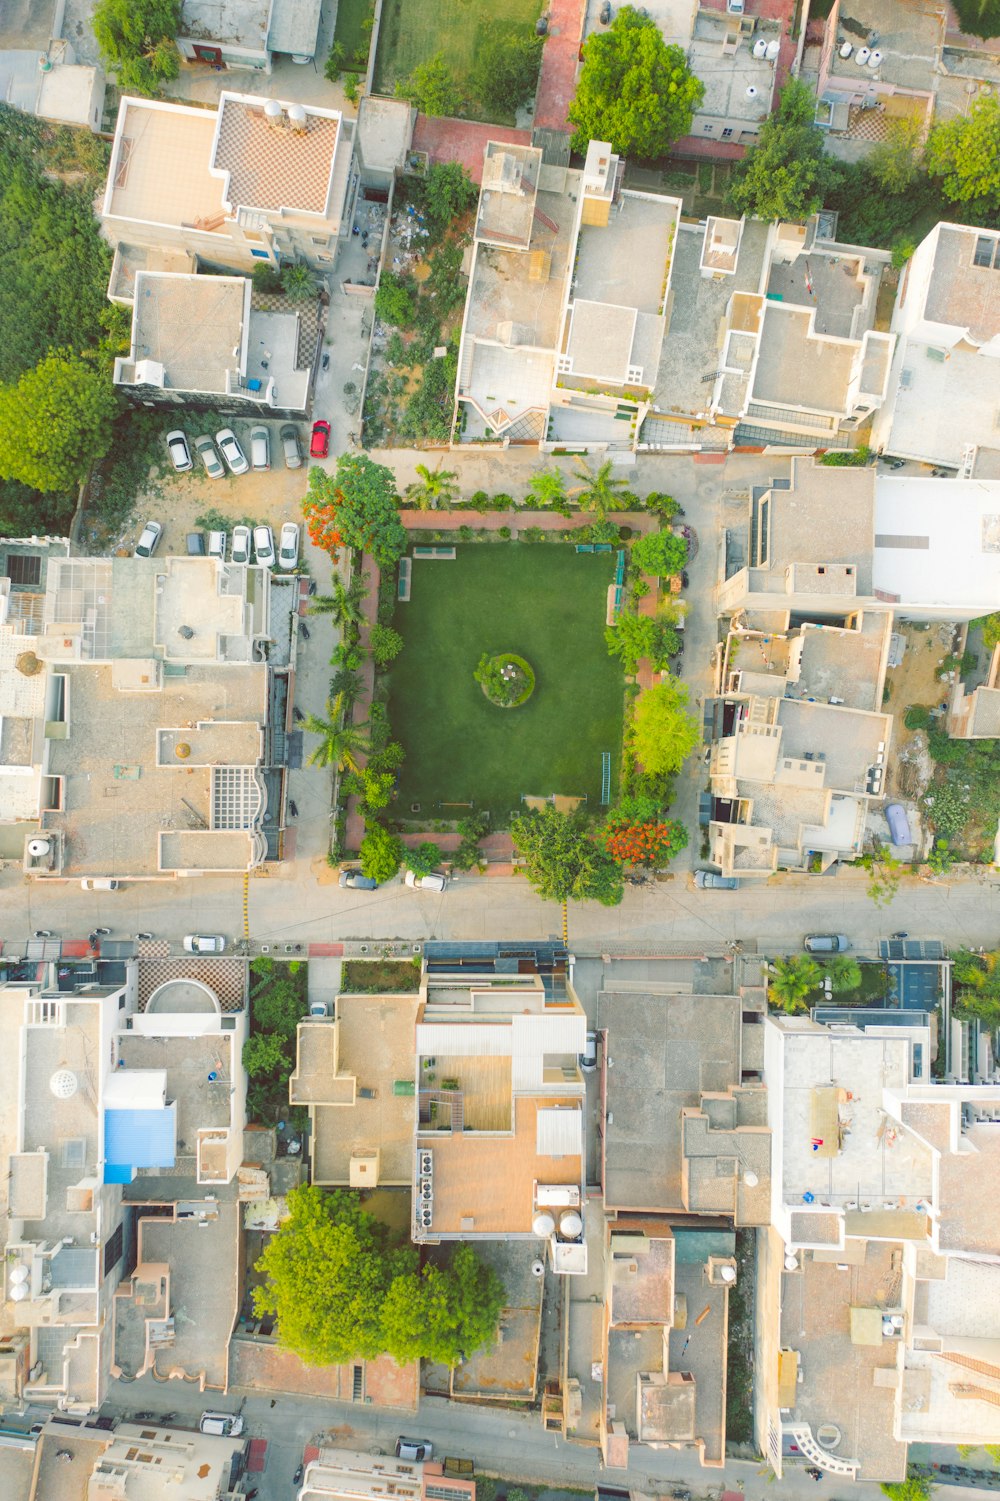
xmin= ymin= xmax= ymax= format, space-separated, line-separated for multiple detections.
xmin=310 ymin=419 xmax=331 ymax=458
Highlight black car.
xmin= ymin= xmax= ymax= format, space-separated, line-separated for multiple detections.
xmin=600 ymin=0 xmax=612 ymax=21
xmin=186 ymin=531 xmax=206 ymax=556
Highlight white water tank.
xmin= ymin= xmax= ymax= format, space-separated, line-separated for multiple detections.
xmin=839 ymin=40 xmax=853 ymax=59
xmin=855 ymin=46 xmax=870 ymax=65
xmin=559 ymin=1210 xmax=583 ymax=1238
xmin=28 ymin=838 xmax=51 ymax=858
xmin=287 ymin=103 xmax=307 ymax=131
xmin=719 ymin=1264 xmax=737 ymax=1283
xmin=765 ymin=38 xmax=780 ymax=60
xmin=752 ymin=38 xmax=768 ymax=59
xmin=867 ymin=49 xmax=883 ymax=68
xmin=264 ymin=99 xmax=282 ymax=123
xmin=9 ymin=1266 xmax=28 ymax=1285
xmin=532 ymin=1211 xmax=555 ymax=1238
xmin=744 ymin=1170 xmax=759 ymax=1188
xmin=785 ymin=1253 xmax=799 ymax=1270
xmin=8 ymin=1283 xmax=28 ymax=1302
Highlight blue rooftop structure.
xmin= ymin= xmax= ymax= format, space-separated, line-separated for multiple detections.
xmin=104 ymin=1104 xmax=176 ymax=1184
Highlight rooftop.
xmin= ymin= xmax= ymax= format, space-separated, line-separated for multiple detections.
xmin=128 ymin=1202 xmax=239 ymax=1385
xmin=475 ymin=143 xmax=541 ymax=249
xmin=690 ymin=18 xmax=775 ymax=123
xmin=792 ymin=614 xmax=889 ymax=712
xmin=105 ymin=99 xmax=225 ymax=229
xmin=450 ymin=1240 xmax=543 ymax=1399
xmin=878 ymin=337 xmax=1000 ymax=468
xmin=179 ymin=0 xmax=270 ymax=50
xmin=267 ymin=0 xmax=323 ymax=55
xmin=765 ymin=249 xmax=871 ymax=341
xmin=760 ymin=458 xmax=876 ymax=585
xmin=873 ymin=477 xmax=1000 ymax=612
xmin=602 ymin=991 xmax=745 ymax=1211
xmin=115 ymin=1033 xmax=235 ymax=1150
xmin=826 ymin=0 xmax=941 ymax=94
xmin=213 ymin=95 xmax=341 ymax=215
xmin=124 ymin=273 xmax=247 ymax=395
xmin=751 ymin=304 xmax=857 ymax=415
xmin=775 ymin=698 xmax=891 ymax=794
xmin=608 ymin=1230 xmax=673 ymax=1325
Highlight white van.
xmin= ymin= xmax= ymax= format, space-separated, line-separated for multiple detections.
xmin=199 ymin=1411 xmax=244 ymax=1437
xmin=208 ymin=530 xmax=226 ymax=559
xmin=80 ymin=878 xmax=120 ymax=891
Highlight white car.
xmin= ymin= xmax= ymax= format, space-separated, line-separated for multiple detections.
xmin=194 ymin=435 xmax=225 ymax=479
xmin=216 ymin=428 xmax=249 ymax=475
xmin=280 ymin=425 xmax=302 ymax=469
xmin=231 ymin=525 xmax=251 ymax=565
xmin=199 ymin=1411 xmax=244 ymax=1437
xmin=183 ymin=934 xmax=226 ymax=954
xmin=134 ymin=520 xmax=163 ymax=558
xmin=278 ymin=522 xmax=300 ymax=570
xmin=166 ymin=430 xmax=192 ymax=472
xmin=253 ymin=526 xmax=275 ymax=567
xmin=250 ymin=426 xmax=270 ymax=471
xmin=208 ymin=530 xmax=226 ymax=559
xmin=404 ymin=870 xmax=447 ymax=892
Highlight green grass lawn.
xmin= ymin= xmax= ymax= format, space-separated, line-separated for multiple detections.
xmin=388 ymin=545 xmax=623 ymax=824
xmin=373 ymin=0 xmax=542 ymax=106
xmin=333 ymin=0 xmax=375 ymax=69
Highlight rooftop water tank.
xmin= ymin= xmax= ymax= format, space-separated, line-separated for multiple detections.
xmin=531 ymin=1259 xmax=546 ymax=1278
xmin=765 ymin=38 xmax=780 ymax=60
xmin=559 ymin=1210 xmax=583 ymax=1238
xmin=867 ymin=49 xmax=883 ymax=68
xmin=752 ymin=38 xmax=768 ymax=59
xmin=745 ymin=85 xmax=759 ymax=100
xmin=855 ymin=46 xmax=870 ymax=65
xmin=28 ymin=838 xmax=51 ymax=858
xmin=719 ymin=1264 xmax=737 ymax=1283
xmin=532 ymin=1211 xmax=555 ymax=1238
xmin=839 ymin=40 xmax=853 ymax=58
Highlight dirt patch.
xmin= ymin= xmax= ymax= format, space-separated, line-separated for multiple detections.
xmin=882 ymin=621 xmax=956 ymax=801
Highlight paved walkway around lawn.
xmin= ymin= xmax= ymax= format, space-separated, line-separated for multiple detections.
xmin=534 ymin=0 xmax=586 ymax=132
xmin=398 ymin=509 xmax=658 ymax=535
xmin=411 ymin=116 xmax=532 ymax=183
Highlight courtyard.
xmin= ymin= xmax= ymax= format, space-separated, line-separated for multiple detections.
xmin=388 ymin=544 xmax=623 ymax=823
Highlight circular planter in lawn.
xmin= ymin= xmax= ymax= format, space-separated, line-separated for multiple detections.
xmin=476 ymin=652 xmax=535 ymax=709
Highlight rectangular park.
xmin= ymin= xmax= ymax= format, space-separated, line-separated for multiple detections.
xmin=387 ymin=544 xmax=623 ymax=823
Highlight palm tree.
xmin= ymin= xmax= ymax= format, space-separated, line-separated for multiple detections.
xmin=570 ymin=458 xmax=628 ymax=521
xmin=404 ymin=462 xmax=460 ymax=511
xmin=528 ymin=466 xmax=568 ymax=508
xmin=768 ymin=955 xmax=821 ymax=1014
xmin=282 ymin=262 xmax=318 ymax=301
xmin=825 ymin=956 xmax=862 ymax=994
xmin=309 ymin=573 xmax=370 ymax=629
xmin=303 ymin=693 xmax=369 ymax=773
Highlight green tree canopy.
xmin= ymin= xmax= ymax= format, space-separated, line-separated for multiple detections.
xmin=0 ymin=354 xmax=119 ymax=493
xmin=768 ymin=955 xmax=821 ymax=1014
xmin=374 ymin=272 xmax=416 ymax=328
xmin=360 ymin=822 xmax=404 ymax=884
xmin=251 ymin=977 xmax=307 ymax=1040
xmin=728 ymin=77 xmax=833 ymax=223
xmin=93 ymin=0 xmax=182 ymax=94
xmin=380 ymin=1243 xmax=505 ymax=1366
xmin=867 ymin=116 xmax=924 ymax=194
xmin=242 ymin=1031 xmax=292 ymax=1080
xmin=632 ymin=678 xmax=700 ymax=776
xmin=881 ymin=1474 xmax=934 ymax=1501
xmin=305 ymin=455 xmax=407 ymax=567
xmin=569 ymin=6 xmax=704 ymax=158
xmin=472 ymin=28 xmax=543 ymax=120
xmin=927 ymin=95 xmax=1000 ymax=212
xmin=404 ymin=461 xmax=459 ymax=510
xmin=605 ymin=611 xmax=678 ymax=674
xmin=302 ymin=693 xmax=369 ymax=773
xmin=951 ymin=0 xmax=1000 ymax=39
xmin=825 ymin=955 xmax=861 ymax=994
xmin=630 ymin=528 xmax=688 ymax=576
xmin=255 ymin=1188 xmax=504 ymax=1367
xmin=419 ymin=162 xmax=478 ymax=237
xmin=369 ymin=622 xmax=403 ymax=666
xmin=397 ymin=52 xmax=461 ymax=118
xmin=510 ymin=806 xmax=624 ymax=905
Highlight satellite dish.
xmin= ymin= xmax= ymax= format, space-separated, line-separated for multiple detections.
xmin=50 ymin=1069 xmax=78 ymax=1099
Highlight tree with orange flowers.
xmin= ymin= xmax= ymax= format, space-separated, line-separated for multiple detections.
xmin=602 ymin=793 xmax=688 ymax=867
xmin=302 ymin=454 xmax=407 ymax=567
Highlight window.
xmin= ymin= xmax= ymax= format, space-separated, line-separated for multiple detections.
xmin=702 ymin=123 xmax=714 ymax=134
xmin=721 ymin=127 xmax=734 ymax=139
xmin=250 ymin=248 xmax=270 ymax=259
xmin=973 ymin=235 xmax=996 ymax=268
xmin=103 ymin=1222 xmax=124 ymax=1277
xmin=5 ymin=554 xmax=41 ymax=586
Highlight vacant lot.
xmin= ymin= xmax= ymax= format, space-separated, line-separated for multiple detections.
xmin=389 ymin=544 xmax=622 ymax=823
xmin=373 ymin=0 xmax=542 ymax=111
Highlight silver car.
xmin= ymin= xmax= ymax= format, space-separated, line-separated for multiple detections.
xmin=194 ymin=435 xmax=225 ymax=479
xmin=134 ymin=520 xmax=163 ymax=558
xmin=280 ymin=425 xmax=302 ymax=469
xmin=183 ymin=934 xmax=226 ymax=954
xmin=216 ymin=428 xmax=249 ymax=475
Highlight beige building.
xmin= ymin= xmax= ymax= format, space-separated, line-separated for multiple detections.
xmin=300 ymin=1447 xmax=476 ymax=1501
xmin=102 ymin=92 xmax=356 ymax=279
xmin=757 ymin=1014 xmax=1000 ymax=1480
xmin=5 ymin=551 xmax=300 ymax=882
xmin=27 ymin=1415 xmax=248 ymax=1500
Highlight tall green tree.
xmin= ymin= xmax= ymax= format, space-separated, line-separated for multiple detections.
xmin=93 ymin=0 xmax=182 ymax=95
xmin=472 ymin=28 xmax=543 ymax=120
xmin=728 ymin=77 xmax=833 ymax=223
xmin=768 ymin=955 xmax=821 ymax=1014
xmin=510 ymin=806 xmax=624 ymax=905
xmin=569 ymin=6 xmax=704 ymax=158
xmin=867 ymin=116 xmax=924 ymax=194
xmin=404 ymin=461 xmax=459 ymax=511
xmin=632 ymin=678 xmax=699 ymax=776
xmin=305 ymin=455 xmax=407 ymax=567
xmin=927 ymin=95 xmax=1000 ymax=212
xmin=0 ymin=354 xmax=119 ymax=493
xmin=605 ymin=612 xmax=678 ymax=674
xmin=951 ymin=0 xmax=1000 ymax=39
xmin=630 ymin=528 xmax=688 ymax=577
xmin=380 ymin=1244 xmax=505 ymax=1366
xmin=397 ymin=53 xmax=461 ymax=118
xmin=360 ymin=822 xmax=405 ymax=884
xmin=825 ymin=956 xmax=862 ymax=994
xmin=303 ymin=692 xmax=369 ymax=773
xmin=309 ymin=573 xmax=370 ymax=629
xmin=528 ymin=467 xmax=568 ymax=508
xmin=419 ymin=162 xmax=478 ymax=237
xmin=571 ymin=458 xmax=628 ymax=521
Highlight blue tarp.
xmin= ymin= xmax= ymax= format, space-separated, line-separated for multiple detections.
xmin=104 ymin=1105 xmax=176 ymax=1181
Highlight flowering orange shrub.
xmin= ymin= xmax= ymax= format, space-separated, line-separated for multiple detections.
xmin=602 ymin=818 xmax=687 ymax=866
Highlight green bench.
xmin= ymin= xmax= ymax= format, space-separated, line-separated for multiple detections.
xmin=397 ymin=557 xmax=411 ymax=601
xmin=412 ymin=546 xmax=456 ymax=560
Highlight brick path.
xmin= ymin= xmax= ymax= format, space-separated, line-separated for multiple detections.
xmin=399 ymin=509 xmax=657 ymax=535
xmin=534 ymin=0 xmax=586 ymax=132
xmin=343 ymin=559 xmax=381 ymax=853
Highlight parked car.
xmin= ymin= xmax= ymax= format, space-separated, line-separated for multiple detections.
xmin=194 ymin=435 xmax=225 ymax=479
xmin=309 ymin=999 xmax=331 ymax=1019
xmin=231 ymin=525 xmax=251 ymax=565
xmin=80 ymin=878 xmax=120 ymax=891
xmin=249 ymin=425 xmax=270 ymax=471
xmin=183 ymin=934 xmax=226 ymax=954
xmin=404 ymin=870 xmax=447 ymax=892
xmin=278 ymin=522 xmax=300 ymax=570
xmin=280 ymin=424 xmax=302 ymax=469
xmin=199 ymin=1412 xmax=244 ymax=1437
xmin=216 ymin=427 xmax=249 ymax=475
xmin=395 ymin=1439 xmax=433 ymax=1462
xmin=186 ymin=531 xmax=206 ymax=556
xmin=166 ymin=430 xmax=192 ymax=472
xmin=253 ymin=525 xmax=275 ymax=568
xmin=885 ymin=802 xmax=912 ymax=846
xmin=310 ymin=419 xmax=331 ymax=458
xmin=208 ymin=530 xmax=226 ymax=559
xmin=694 ymin=870 xmax=739 ymax=889
xmin=134 ymin=520 xmax=163 ymax=558
xmin=804 ymin=934 xmax=852 ymax=954
xmin=580 ymin=1031 xmax=598 ymax=1072
xmin=599 ymin=0 xmax=612 ymax=22
xmin=339 ymin=870 xmax=378 ymax=890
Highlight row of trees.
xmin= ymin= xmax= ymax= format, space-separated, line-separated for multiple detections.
xmin=254 ymin=1185 xmax=505 ymax=1367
